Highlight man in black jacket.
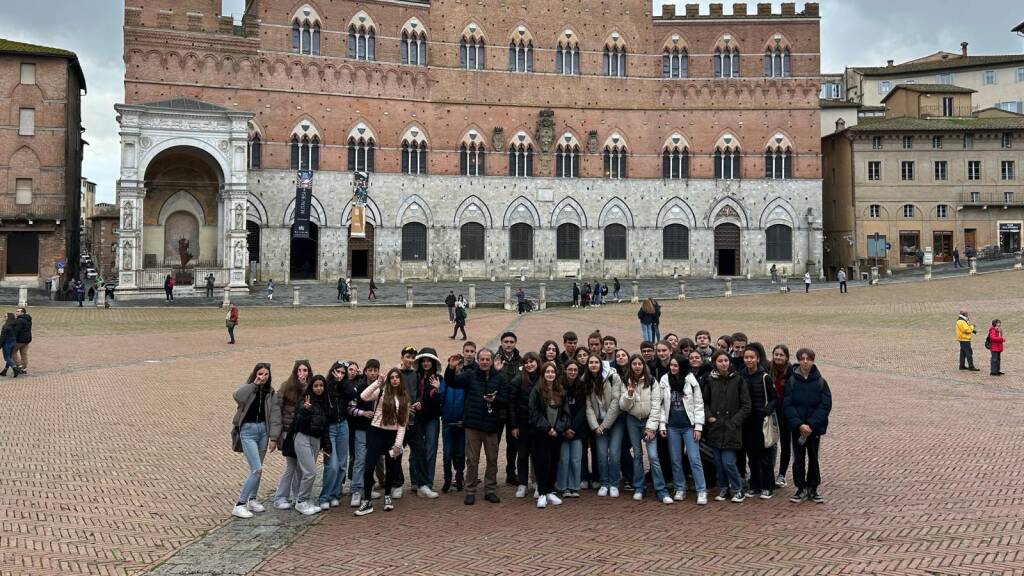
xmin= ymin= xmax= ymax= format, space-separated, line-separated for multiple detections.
xmin=445 ymin=291 xmax=456 ymax=323
xmin=396 ymin=346 xmax=419 ymax=497
xmin=449 ymin=348 xmax=507 ymax=505
xmin=496 ymin=332 xmax=522 ymax=484
xmin=13 ymin=307 xmax=31 ymax=374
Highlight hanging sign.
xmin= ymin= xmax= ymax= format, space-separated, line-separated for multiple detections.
xmin=293 ymin=170 xmax=313 ymax=239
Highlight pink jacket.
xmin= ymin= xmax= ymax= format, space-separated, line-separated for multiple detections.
xmin=360 ymin=379 xmax=408 ymax=446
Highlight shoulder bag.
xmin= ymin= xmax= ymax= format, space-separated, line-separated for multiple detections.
xmin=762 ymin=376 xmax=780 ymax=448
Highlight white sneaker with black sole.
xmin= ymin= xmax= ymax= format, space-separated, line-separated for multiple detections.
xmin=354 ymin=501 xmax=374 ymax=516
xmin=232 ymin=504 xmax=253 ymax=519
xmin=383 ymin=495 xmax=395 ymax=511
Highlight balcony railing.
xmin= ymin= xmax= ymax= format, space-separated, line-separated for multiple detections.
xmin=918 ymin=105 xmax=976 ymax=118
xmin=959 ymin=191 xmax=1024 ymax=206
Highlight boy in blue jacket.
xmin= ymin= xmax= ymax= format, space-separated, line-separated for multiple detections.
xmin=783 ymin=348 xmax=832 ymax=505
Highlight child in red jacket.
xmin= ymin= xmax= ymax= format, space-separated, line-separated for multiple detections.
xmin=987 ymin=320 xmax=1005 ymax=376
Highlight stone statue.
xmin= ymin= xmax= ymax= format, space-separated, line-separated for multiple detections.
xmin=234 ymin=240 xmax=245 ymax=268
xmin=587 ymin=130 xmax=599 ymax=154
xmin=123 ymin=201 xmax=134 ymax=229
xmin=234 ymin=204 xmax=243 ymax=230
xmin=492 ymin=127 xmax=505 ymax=152
xmin=536 ymin=109 xmax=555 ymax=153
xmin=122 ymin=240 xmax=133 ymax=270
xmin=178 ymin=238 xmax=193 ymax=268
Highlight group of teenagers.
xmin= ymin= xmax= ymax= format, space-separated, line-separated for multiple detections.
xmin=230 ymin=328 xmax=833 ymax=518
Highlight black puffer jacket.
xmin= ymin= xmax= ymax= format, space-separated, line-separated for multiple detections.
xmin=292 ymin=390 xmax=330 ymax=449
xmin=509 ymin=369 xmax=540 ymax=431
xmin=14 ymin=313 xmax=32 ymax=343
xmin=345 ymin=375 xmax=375 ymax=432
xmin=450 ymin=364 xmax=506 ymax=433
xmin=563 ymin=378 xmax=589 ymax=440
xmin=326 ymin=377 xmax=354 ymax=424
xmin=702 ymin=369 xmax=751 ymax=450
xmin=527 ymin=385 xmax=570 ymax=434
xmin=741 ymin=367 xmax=776 ymax=420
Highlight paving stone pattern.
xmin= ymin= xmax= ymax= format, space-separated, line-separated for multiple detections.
xmin=1 ymin=270 xmax=1022 ymax=575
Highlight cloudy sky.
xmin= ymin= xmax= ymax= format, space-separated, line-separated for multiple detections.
xmin=2 ymin=0 xmax=1021 ymax=203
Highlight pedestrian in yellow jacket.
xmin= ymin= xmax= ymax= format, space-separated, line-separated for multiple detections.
xmin=956 ymin=311 xmax=979 ymax=371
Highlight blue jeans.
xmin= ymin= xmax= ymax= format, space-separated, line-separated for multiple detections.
xmin=666 ymin=426 xmax=706 ymax=492
xmin=556 ymin=438 xmax=583 ymax=491
xmin=626 ymin=415 xmax=668 ymax=497
xmin=712 ymin=447 xmax=742 ymax=492
xmin=411 ymin=417 xmax=440 ymax=488
xmin=641 ymin=323 xmax=654 ymax=343
xmin=2 ymin=341 xmax=14 ymax=369
xmin=318 ymin=421 xmax=350 ymax=504
xmin=351 ymin=428 xmax=368 ymax=492
xmin=238 ymin=422 xmax=268 ymax=503
xmin=613 ymin=288 xmax=621 ymax=301
xmin=593 ymin=416 xmax=625 ymax=488
xmin=442 ymin=422 xmax=466 ymax=485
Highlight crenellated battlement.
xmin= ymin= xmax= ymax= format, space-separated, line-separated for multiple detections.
xmin=124 ymin=2 xmax=258 ymax=37
xmin=656 ymin=2 xmax=819 ymax=20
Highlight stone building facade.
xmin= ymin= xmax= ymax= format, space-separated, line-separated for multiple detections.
xmin=0 ymin=39 xmax=85 ymax=287
xmin=116 ymin=0 xmax=823 ymax=291
xmin=823 ymin=85 xmax=1024 ymax=276
xmin=88 ymin=203 xmax=119 ymax=280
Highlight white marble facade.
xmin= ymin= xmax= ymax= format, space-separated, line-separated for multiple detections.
xmin=246 ymin=170 xmax=823 ymax=283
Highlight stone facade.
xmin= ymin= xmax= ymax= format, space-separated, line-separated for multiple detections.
xmin=118 ymin=0 xmax=824 ymax=286
xmin=88 ymin=203 xmax=119 ymax=279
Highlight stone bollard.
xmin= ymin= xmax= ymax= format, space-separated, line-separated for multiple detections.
xmin=292 ymin=285 xmax=300 ymax=306
xmin=969 ymin=258 xmax=977 ymax=276
xmin=405 ymin=284 xmax=413 ymax=308
xmin=95 ymin=286 xmax=106 ymax=308
xmin=222 ymin=287 xmax=231 ymax=308
xmin=18 ymin=287 xmax=28 ymax=308
xmin=678 ymin=281 xmax=686 ymax=301
xmin=724 ymin=279 xmax=733 ymax=297
xmin=468 ymin=284 xmax=477 ymax=309
xmin=350 ymin=285 xmax=358 ymax=308
xmin=631 ymin=281 xmax=639 ymax=303
xmin=870 ymin=266 xmax=879 ymax=286
xmin=780 ymin=275 xmax=788 ymax=293
xmin=1015 ymin=252 xmax=1022 ymax=270
xmin=504 ymin=283 xmax=512 ymax=311
xmin=539 ymin=283 xmax=547 ymax=310
xmin=924 ymin=264 xmax=932 ymax=281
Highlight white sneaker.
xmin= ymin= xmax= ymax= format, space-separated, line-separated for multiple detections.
xmin=597 ymin=486 xmax=609 ymax=497
xmin=232 ymin=504 xmax=253 ymax=519
xmin=536 ymin=495 xmax=547 ymax=508
xmin=697 ymin=491 xmax=708 ymax=505
xmin=515 ymin=485 xmax=527 ymax=498
xmin=661 ymin=495 xmax=674 ymax=505
xmin=371 ymin=490 xmax=382 ymax=499
xmin=319 ymin=502 xmax=330 ymax=510
xmin=246 ymin=500 xmax=265 ymax=513
xmin=673 ymin=490 xmax=686 ymax=501
xmin=297 ymin=502 xmax=320 ymax=516
xmin=330 ymin=499 xmax=340 ymax=508
xmin=273 ymin=499 xmax=291 ymax=510
xmin=609 ymin=487 xmax=620 ymax=498
xmin=350 ymin=493 xmax=362 ymax=507
xmin=418 ymin=486 xmax=439 ymax=499
xmin=547 ymin=493 xmax=563 ymax=506
xmin=775 ymin=475 xmax=788 ymax=488
xmin=533 ymin=488 xmax=540 ymax=498
xmin=632 ymin=492 xmax=643 ymax=501
xmin=391 ymin=487 xmax=403 ymax=499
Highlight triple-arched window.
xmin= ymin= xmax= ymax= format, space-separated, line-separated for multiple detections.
xmin=764 ymin=47 xmax=791 ymax=78
xmin=292 ymin=19 xmax=321 ymax=55
xmin=290 ymin=135 xmax=320 ymax=170
xmin=508 ymin=38 xmax=534 ymax=72
xmin=714 ymin=146 xmax=741 ymax=179
xmin=348 ymin=25 xmax=376 ymax=60
xmin=764 ymin=145 xmax=793 ymax=179
xmin=347 ymin=137 xmax=375 ymax=172
xmin=460 ymin=37 xmax=485 ymax=70
xmin=662 ymin=144 xmax=689 ymax=179
xmin=508 ymin=143 xmax=533 ymax=177
xmin=662 ymin=47 xmax=688 ymax=78
xmin=460 ymin=142 xmax=485 ymax=176
xmin=603 ymin=45 xmax=626 ymax=77
xmin=714 ymin=47 xmax=740 ymax=78
xmin=401 ymin=29 xmax=427 ymax=66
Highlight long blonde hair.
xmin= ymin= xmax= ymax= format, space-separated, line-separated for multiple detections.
xmin=641 ymin=298 xmax=655 ymax=315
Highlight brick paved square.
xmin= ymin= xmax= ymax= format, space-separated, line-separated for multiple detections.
xmin=1 ymin=272 xmax=1022 ymax=575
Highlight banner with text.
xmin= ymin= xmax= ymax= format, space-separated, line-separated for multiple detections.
xmin=293 ymin=170 xmax=313 ymax=239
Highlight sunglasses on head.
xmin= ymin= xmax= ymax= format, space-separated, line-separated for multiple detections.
xmin=255 ymin=362 xmax=271 ymax=370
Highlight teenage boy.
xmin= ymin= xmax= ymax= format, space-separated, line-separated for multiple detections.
xmin=558 ymin=331 xmax=579 ymax=366
xmin=784 ymin=348 xmax=833 ymax=504
xmin=397 ymin=346 xmax=419 ymax=497
xmin=695 ymin=330 xmax=714 ymax=364
xmin=639 ymin=341 xmax=656 ymax=366
xmin=496 ymin=332 xmax=522 ymax=484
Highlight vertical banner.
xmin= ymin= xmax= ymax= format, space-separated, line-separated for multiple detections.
xmin=293 ymin=170 xmax=313 ymax=239
xmin=350 ymin=204 xmax=366 ymax=238
xmin=350 ymin=170 xmax=369 ymax=239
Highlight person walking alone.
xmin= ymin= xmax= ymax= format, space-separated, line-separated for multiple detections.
xmin=956 ymin=311 xmax=980 ymax=371
xmin=226 ymin=304 xmax=239 ymax=344
xmin=988 ymin=319 xmax=1005 ymax=376
xmin=206 ymin=273 xmax=215 ymax=298
xmin=445 ymin=291 xmax=457 ymax=324
xmin=803 ymin=272 xmax=811 ymax=293
xmin=837 ymin=269 xmax=847 ymax=294
xmin=266 ymin=279 xmax=274 ymax=301
xmin=368 ymin=279 xmax=377 ymax=301
xmin=613 ymin=278 xmax=621 ymax=303
xmin=572 ymin=282 xmax=580 ymax=308
xmin=450 ymin=299 xmax=468 ymax=340
xmin=164 ymin=274 xmax=174 ymax=301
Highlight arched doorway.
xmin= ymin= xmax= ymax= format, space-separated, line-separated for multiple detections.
xmin=290 ymin=222 xmax=319 ymax=280
xmin=246 ymin=221 xmax=261 ymax=281
xmin=348 ymin=223 xmax=375 ymax=278
xmin=714 ymin=223 xmax=741 ymax=276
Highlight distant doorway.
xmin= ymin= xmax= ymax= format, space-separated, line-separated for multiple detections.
xmin=714 ymin=223 xmax=741 ymax=276
xmin=347 ymin=223 xmax=374 ymax=279
xmin=290 ymin=222 xmax=319 ymax=280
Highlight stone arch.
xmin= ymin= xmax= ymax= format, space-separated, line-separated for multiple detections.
xmin=503 ymin=195 xmax=541 ymax=228
xmin=9 ymin=145 xmax=41 ymax=170
xmin=157 ymin=190 xmax=207 ymax=226
xmin=139 ymin=139 xmax=228 ymax=187
xmin=282 ymin=193 xmax=326 ymax=226
xmin=247 ymin=195 xmax=268 ymax=225
xmin=663 ymin=131 xmax=691 ymax=152
xmin=342 ymin=195 xmax=382 ymax=226
xmin=509 ymin=23 xmax=535 ymax=44
xmin=348 ymin=10 xmax=377 ymax=32
xmin=509 ymin=130 xmax=535 ymax=149
xmin=661 ymin=32 xmax=689 ymax=52
xmin=290 ymin=117 xmax=322 ymax=140
xmin=291 ymin=3 xmax=323 ymax=26
xmin=400 ymin=123 xmax=428 ymax=145
xmin=460 ymin=21 xmax=485 ymax=41
xmin=762 ymin=32 xmax=793 ymax=52
xmin=459 ymin=126 xmax=488 ymax=148
xmin=657 ymin=197 xmax=697 ymax=228
xmin=604 ymin=31 xmax=627 ymax=50
xmin=707 ymin=196 xmax=749 ymax=229
xmin=598 ymin=197 xmax=635 ymax=228
xmin=400 ymin=17 xmax=428 ymax=37
xmin=713 ymin=32 xmax=743 ymax=52
xmin=713 ymin=130 xmax=742 ymax=151
xmin=764 ymin=130 xmax=795 ymax=151
xmin=759 ymin=198 xmax=798 ymax=229
xmin=556 ymin=27 xmax=580 ymax=47
xmin=603 ymin=131 xmax=628 ymax=151
xmin=453 ymin=195 xmax=493 ymax=228
xmin=550 ymin=196 xmax=587 ymax=228
xmin=396 ymin=194 xmax=433 ymax=227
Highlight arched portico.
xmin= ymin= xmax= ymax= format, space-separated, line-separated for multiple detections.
xmin=115 ymin=98 xmax=253 ymax=293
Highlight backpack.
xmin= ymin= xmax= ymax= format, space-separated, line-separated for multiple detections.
xmin=984 ymin=334 xmax=991 ymax=350
xmin=602 ymin=285 xmax=609 ymax=295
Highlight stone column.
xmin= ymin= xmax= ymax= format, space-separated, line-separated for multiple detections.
xmin=724 ymin=279 xmax=733 ymax=297
xmin=870 ymin=266 xmax=879 ymax=285
xmin=222 ymin=287 xmax=231 ymax=308
xmin=780 ymin=275 xmax=788 ymax=293
xmin=292 ymin=285 xmax=300 ymax=306
xmin=95 ymin=286 xmax=106 ymax=308
xmin=678 ymin=281 xmax=686 ymax=301
xmin=468 ymin=284 xmax=476 ymax=309
xmin=115 ymin=182 xmax=145 ymax=290
xmin=969 ymin=258 xmax=978 ymax=276
xmin=631 ymin=281 xmax=639 ymax=303
xmin=504 ymin=283 xmax=512 ymax=311
xmin=539 ymin=283 xmax=547 ymax=310
xmin=405 ymin=284 xmax=413 ymax=308
xmin=350 ymin=285 xmax=358 ymax=308
xmin=1015 ymin=252 xmax=1022 ymax=270
xmin=924 ymin=264 xmax=932 ymax=281
xmin=18 ymin=287 xmax=28 ymax=308
xmin=221 ymin=184 xmax=250 ymax=291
